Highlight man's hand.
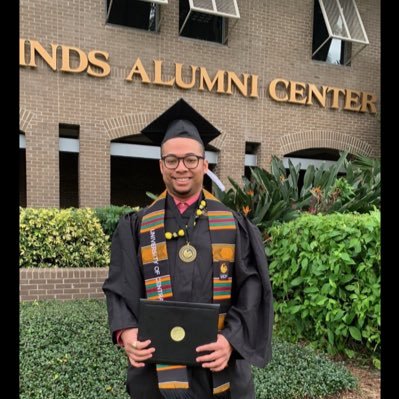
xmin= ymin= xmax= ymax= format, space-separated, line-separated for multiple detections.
xmin=195 ymin=334 xmax=233 ymax=372
xmin=121 ymin=328 xmax=155 ymax=368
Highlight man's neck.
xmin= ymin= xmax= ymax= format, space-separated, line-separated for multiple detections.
xmin=168 ymin=190 xmax=202 ymax=203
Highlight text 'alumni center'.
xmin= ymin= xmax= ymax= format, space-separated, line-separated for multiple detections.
xmin=20 ymin=0 xmax=380 ymax=208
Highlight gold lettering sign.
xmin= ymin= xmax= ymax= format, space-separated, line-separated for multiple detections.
xmin=19 ymin=38 xmax=111 ymax=78
xmin=19 ymin=39 xmax=378 ymax=113
xmin=268 ymin=78 xmax=377 ymax=114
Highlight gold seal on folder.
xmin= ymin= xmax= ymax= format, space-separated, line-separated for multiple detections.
xmin=170 ymin=326 xmax=186 ymax=342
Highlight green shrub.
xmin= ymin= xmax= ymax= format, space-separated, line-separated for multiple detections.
xmin=20 ymin=299 xmax=357 ymax=399
xmin=20 ymin=300 xmax=129 ymax=399
xmin=253 ymin=339 xmax=356 ymax=398
xmin=94 ymin=205 xmax=140 ymax=239
xmin=19 ymin=208 xmax=110 ymax=268
xmin=267 ymin=210 xmax=380 ymax=366
xmin=214 ymin=152 xmax=380 ymax=230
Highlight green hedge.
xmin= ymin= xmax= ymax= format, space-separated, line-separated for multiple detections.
xmin=19 ymin=208 xmax=110 ymax=268
xmin=267 ymin=210 xmax=380 ymax=367
xmin=20 ymin=299 xmax=357 ymax=399
xmin=253 ymin=340 xmax=356 ymax=398
xmin=20 ymin=300 xmax=128 ymax=399
xmin=94 ymin=205 xmax=139 ymax=240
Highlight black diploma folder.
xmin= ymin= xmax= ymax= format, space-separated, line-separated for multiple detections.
xmin=138 ymin=299 xmax=220 ymax=366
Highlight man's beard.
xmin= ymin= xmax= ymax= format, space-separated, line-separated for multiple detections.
xmin=173 ymin=187 xmax=191 ymax=197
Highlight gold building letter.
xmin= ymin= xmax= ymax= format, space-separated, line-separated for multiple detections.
xmin=87 ymin=50 xmax=111 ymax=78
xmin=126 ymin=58 xmax=151 ymax=83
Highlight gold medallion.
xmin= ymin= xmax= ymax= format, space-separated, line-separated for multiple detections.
xmin=170 ymin=326 xmax=185 ymax=342
xmin=179 ymin=244 xmax=197 ymax=262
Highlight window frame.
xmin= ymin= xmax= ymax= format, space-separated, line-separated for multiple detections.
xmin=105 ymin=0 xmax=166 ymax=32
xmin=179 ymin=0 xmax=240 ymax=45
xmin=312 ymin=0 xmax=369 ymax=66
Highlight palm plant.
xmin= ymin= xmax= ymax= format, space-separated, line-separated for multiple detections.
xmin=214 ymin=152 xmax=380 ymax=229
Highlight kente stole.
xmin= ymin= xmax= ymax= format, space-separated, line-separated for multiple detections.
xmin=139 ymin=189 xmax=236 ymax=398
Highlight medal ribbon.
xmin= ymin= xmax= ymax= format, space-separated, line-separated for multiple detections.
xmin=168 ymin=199 xmax=197 ymax=243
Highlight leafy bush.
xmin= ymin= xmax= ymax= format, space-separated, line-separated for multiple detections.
xmin=20 ymin=299 xmax=357 ymax=399
xmin=20 ymin=300 xmax=129 ymax=399
xmin=308 ymin=154 xmax=380 ymax=214
xmin=214 ymin=152 xmax=380 ymax=230
xmin=214 ymin=158 xmax=303 ymax=230
xmin=19 ymin=208 xmax=110 ymax=268
xmin=339 ymin=154 xmax=381 ymax=212
xmin=267 ymin=210 xmax=380 ymax=367
xmin=94 ymin=205 xmax=140 ymax=239
xmin=253 ymin=339 xmax=356 ymax=398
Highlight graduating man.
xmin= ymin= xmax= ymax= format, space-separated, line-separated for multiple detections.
xmin=103 ymin=98 xmax=273 ymax=399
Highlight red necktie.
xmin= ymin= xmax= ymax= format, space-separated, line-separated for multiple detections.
xmin=177 ymin=202 xmax=188 ymax=214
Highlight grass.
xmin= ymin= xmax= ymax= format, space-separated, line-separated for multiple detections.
xmin=20 ymin=299 xmax=357 ymax=399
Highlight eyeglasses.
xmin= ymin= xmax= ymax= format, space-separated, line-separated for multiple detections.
xmin=161 ymin=154 xmax=205 ymax=170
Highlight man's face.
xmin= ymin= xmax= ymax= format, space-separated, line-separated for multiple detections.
xmin=160 ymin=137 xmax=209 ymax=200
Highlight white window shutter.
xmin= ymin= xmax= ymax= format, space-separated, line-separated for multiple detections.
xmin=190 ymin=0 xmax=240 ymax=19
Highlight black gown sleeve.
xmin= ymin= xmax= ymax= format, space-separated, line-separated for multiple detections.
xmin=220 ymin=212 xmax=274 ymax=368
xmin=102 ymin=212 xmax=145 ymax=344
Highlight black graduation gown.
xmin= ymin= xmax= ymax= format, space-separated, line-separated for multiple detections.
xmin=102 ymin=196 xmax=274 ymax=399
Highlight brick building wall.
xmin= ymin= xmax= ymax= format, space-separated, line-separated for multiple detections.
xmin=19 ymin=0 xmax=380 ymax=208
xmin=19 ymin=268 xmax=108 ymax=301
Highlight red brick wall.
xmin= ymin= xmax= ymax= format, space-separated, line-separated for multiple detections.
xmin=20 ymin=0 xmax=381 ymax=207
xmin=19 ymin=268 xmax=109 ymax=301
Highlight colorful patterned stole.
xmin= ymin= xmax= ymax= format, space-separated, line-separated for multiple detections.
xmin=139 ymin=189 xmax=236 ymax=398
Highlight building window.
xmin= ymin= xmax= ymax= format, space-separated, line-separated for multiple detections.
xmin=111 ymin=156 xmax=163 ymax=207
xmin=106 ymin=0 xmax=167 ymax=32
xmin=244 ymin=142 xmax=260 ymax=180
xmin=179 ymin=0 xmax=240 ymax=45
xmin=312 ymin=0 xmax=369 ymax=66
xmin=59 ymin=124 xmax=79 ymax=208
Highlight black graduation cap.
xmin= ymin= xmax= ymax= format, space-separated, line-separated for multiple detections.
xmin=141 ymin=98 xmax=221 ymax=146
